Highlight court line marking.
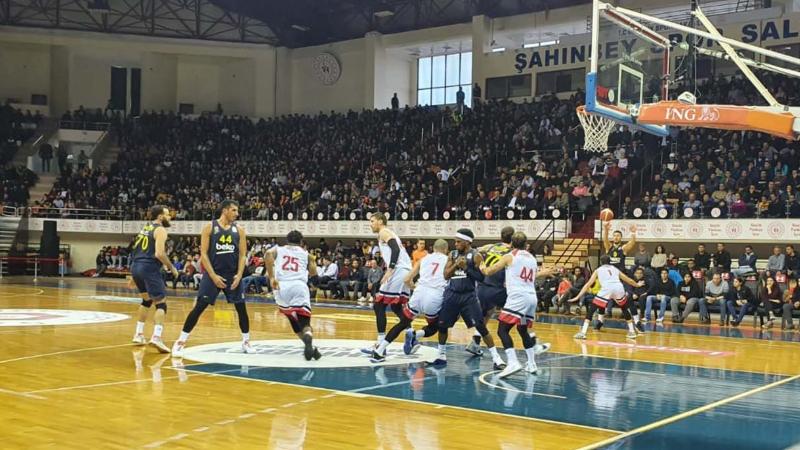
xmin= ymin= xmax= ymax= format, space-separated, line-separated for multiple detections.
xmin=176 ymin=366 xmax=622 ymax=435
xmin=0 ymin=334 xmax=242 ymax=365
xmin=477 ymin=372 xmax=568 ymax=399
xmin=24 ymin=366 xmax=246 ymax=394
xmin=576 ymin=373 xmax=800 ymax=450
xmin=0 ymin=387 xmax=47 ymax=400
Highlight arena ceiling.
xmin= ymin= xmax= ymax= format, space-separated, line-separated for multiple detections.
xmin=209 ymin=0 xmax=590 ymax=48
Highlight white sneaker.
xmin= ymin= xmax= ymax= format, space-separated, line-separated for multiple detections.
xmin=656 ymin=316 xmax=664 ymax=323
xmin=498 ymin=360 xmax=522 ymax=378
xmin=573 ymin=331 xmax=587 ymax=340
xmin=149 ymin=337 xmax=171 ymax=353
xmin=132 ymin=333 xmax=147 ymax=345
xmin=525 ymin=361 xmax=538 ymax=374
xmin=171 ymin=341 xmax=186 ymax=358
xmin=242 ymin=341 xmax=255 ymax=354
xmin=533 ymin=342 xmax=551 ymax=355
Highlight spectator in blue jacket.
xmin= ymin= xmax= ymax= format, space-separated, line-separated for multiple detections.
xmin=732 ymin=246 xmax=757 ymax=276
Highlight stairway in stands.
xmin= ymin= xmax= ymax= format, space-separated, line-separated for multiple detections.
xmin=544 ymin=238 xmax=598 ymax=270
xmin=0 ymin=214 xmax=21 ymax=276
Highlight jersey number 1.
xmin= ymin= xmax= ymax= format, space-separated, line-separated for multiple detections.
xmin=520 ymin=267 xmax=535 ymax=282
xmin=282 ymin=255 xmax=299 ymax=272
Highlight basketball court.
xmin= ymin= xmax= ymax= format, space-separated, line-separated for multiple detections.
xmin=2 ymin=277 xmax=799 ymax=449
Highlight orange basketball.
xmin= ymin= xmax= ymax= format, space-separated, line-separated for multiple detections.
xmin=599 ymin=208 xmax=614 ymax=222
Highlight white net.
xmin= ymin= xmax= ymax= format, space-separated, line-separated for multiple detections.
xmin=576 ymin=106 xmax=617 ymax=153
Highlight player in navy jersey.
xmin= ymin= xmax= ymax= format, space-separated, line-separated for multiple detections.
xmin=130 ymin=205 xmax=179 ymax=353
xmin=172 ymin=200 xmax=253 ymax=357
xmin=431 ymin=228 xmax=504 ymax=368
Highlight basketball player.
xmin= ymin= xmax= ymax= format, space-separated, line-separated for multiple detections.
xmin=130 ymin=205 xmax=179 ymax=353
xmin=265 ymin=230 xmax=322 ymax=361
xmin=480 ymin=232 xmax=558 ymax=377
xmin=364 ymin=212 xmax=412 ymax=353
xmin=433 ymin=228 xmax=505 ymax=368
xmin=602 ymin=222 xmax=644 ymax=332
xmin=369 ymin=239 xmax=449 ymax=362
xmin=570 ymin=255 xmax=645 ymax=340
xmin=171 ymin=200 xmax=252 ymax=357
xmin=471 ymin=226 xmax=550 ymax=358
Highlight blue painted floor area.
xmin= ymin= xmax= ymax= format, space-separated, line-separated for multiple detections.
xmin=17 ymin=278 xmax=800 ymax=342
xmin=186 ymin=345 xmax=784 ymax=433
xmin=610 ymin=378 xmax=800 ymax=450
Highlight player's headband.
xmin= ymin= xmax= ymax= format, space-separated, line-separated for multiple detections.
xmin=455 ymin=232 xmax=473 ymax=242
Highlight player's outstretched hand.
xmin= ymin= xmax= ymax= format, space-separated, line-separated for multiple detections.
xmin=231 ymin=274 xmax=242 ymax=289
xmin=126 ymin=276 xmax=135 ymax=290
xmin=636 ymin=280 xmax=645 ymax=287
xmin=171 ymin=267 xmax=179 ymax=279
xmin=271 ymin=278 xmax=280 ymax=291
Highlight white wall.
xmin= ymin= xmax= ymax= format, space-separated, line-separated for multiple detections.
xmin=0 ymin=42 xmax=51 ymax=104
xmin=288 ymin=39 xmax=367 ymax=115
xmin=141 ymin=52 xmax=178 ymax=113
xmin=376 ymin=51 xmax=414 ymax=109
xmin=176 ymin=56 xmax=221 ymax=114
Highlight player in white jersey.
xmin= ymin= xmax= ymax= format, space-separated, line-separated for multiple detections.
xmin=370 ymin=239 xmax=449 ymax=362
xmin=265 ymin=230 xmax=322 ymax=361
xmin=481 ymin=232 xmax=559 ymax=378
xmin=365 ymin=212 xmax=413 ymax=352
xmin=569 ymin=254 xmax=645 ymax=341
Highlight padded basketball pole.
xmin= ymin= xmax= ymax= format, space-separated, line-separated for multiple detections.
xmin=693 ymin=6 xmax=780 ymax=107
xmin=610 ymin=5 xmax=800 ymax=68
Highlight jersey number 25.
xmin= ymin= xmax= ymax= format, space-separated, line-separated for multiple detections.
xmin=281 ymin=256 xmax=300 ymax=272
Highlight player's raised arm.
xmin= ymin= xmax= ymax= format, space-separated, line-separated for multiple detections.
xmin=602 ymin=221 xmax=612 ymax=253
xmin=622 ymin=224 xmax=637 ymax=255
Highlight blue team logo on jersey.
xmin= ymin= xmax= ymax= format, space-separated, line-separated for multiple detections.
xmin=181 ymin=339 xmax=438 ymax=368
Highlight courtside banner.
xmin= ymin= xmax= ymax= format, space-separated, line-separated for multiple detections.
xmin=595 ymin=219 xmax=800 ymax=242
xmin=24 ymin=218 xmax=568 ymax=240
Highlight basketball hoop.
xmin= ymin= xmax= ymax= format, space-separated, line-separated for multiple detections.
xmin=576 ymin=106 xmax=617 ymax=153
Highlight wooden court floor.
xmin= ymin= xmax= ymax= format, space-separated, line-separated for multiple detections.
xmin=1 ymin=277 xmax=799 ymax=449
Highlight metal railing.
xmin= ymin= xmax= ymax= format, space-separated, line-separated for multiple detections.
xmin=0 ymin=256 xmax=67 ymax=280
xmin=58 ymin=120 xmax=112 ymax=131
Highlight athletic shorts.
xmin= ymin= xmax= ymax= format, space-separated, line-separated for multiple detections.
xmin=592 ymin=286 xmax=627 ymax=308
xmin=197 ymin=272 xmax=244 ymax=305
xmin=276 ymin=280 xmax=312 ymax=318
xmin=498 ymin=291 xmax=538 ymax=328
xmin=376 ymin=267 xmax=411 ymax=305
xmin=438 ymin=289 xmax=483 ymax=329
xmin=131 ymin=261 xmax=166 ymax=300
xmin=476 ymin=284 xmax=507 ymax=312
xmin=403 ymin=285 xmax=444 ymax=324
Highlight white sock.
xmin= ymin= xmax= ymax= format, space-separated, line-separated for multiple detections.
xmin=524 ymin=347 xmax=536 ymax=364
xmin=376 ymin=340 xmax=389 ymax=354
xmin=504 ymin=347 xmax=519 ymax=364
xmin=437 ymin=344 xmax=447 ymax=355
xmin=598 ymin=314 xmax=605 ymax=322
xmin=152 ymin=325 xmax=163 ymax=339
xmin=581 ymin=320 xmax=590 ymax=334
xmin=627 ymin=321 xmax=635 ymax=333
xmin=178 ymin=331 xmax=190 ymax=343
xmin=414 ymin=329 xmax=425 ymax=339
xmin=473 ymin=329 xmax=481 ymax=338
xmin=489 ymin=347 xmax=503 ymax=362
xmin=135 ymin=321 xmax=145 ymax=335
xmin=242 ymin=332 xmax=250 ymax=342
xmin=633 ymin=314 xmax=640 ymax=323
xmin=376 ymin=333 xmax=385 ymax=344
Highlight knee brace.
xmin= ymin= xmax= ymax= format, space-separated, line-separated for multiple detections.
xmin=155 ymin=302 xmax=167 ymax=313
xmin=140 ymin=299 xmax=153 ymax=308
